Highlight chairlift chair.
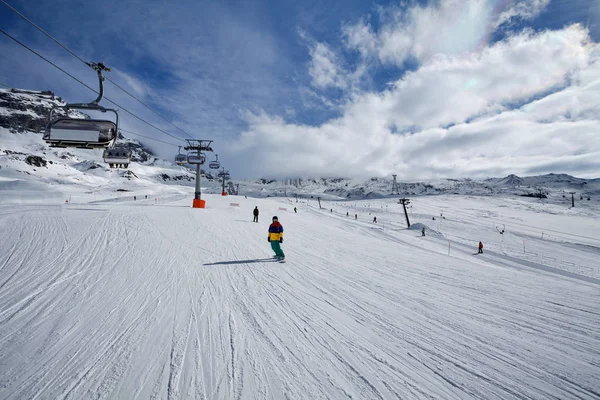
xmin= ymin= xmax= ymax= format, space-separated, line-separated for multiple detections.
xmin=187 ymin=153 xmax=206 ymax=165
xmin=175 ymin=146 xmax=187 ymax=165
xmin=44 ymin=109 xmax=118 ymax=148
xmin=103 ymin=147 xmax=132 ymax=168
xmin=209 ymin=154 xmax=220 ymax=169
xmin=43 ymin=62 xmax=119 ymax=149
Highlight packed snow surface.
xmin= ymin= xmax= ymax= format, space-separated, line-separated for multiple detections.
xmin=0 ymin=191 xmax=599 ymax=399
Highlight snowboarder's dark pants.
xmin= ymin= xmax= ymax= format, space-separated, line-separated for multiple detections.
xmin=271 ymin=241 xmax=284 ymax=258
xmin=253 ymin=215 xmax=258 ymax=222
xmin=478 ymin=248 xmax=483 ymax=254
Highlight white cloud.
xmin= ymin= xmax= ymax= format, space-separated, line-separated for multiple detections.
xmin=230 ymin=25 xmax=600 ymax=179
xmin=308 ymin=42 xmax=347 ymax=89
xmin=343 ymin=0 xmax=553 ymax=67
xmin=342 ymin=20 xmax=378 ymax=59
xmin=344 ymin=0 xmax=494 ymax=66
xmin=112 ymin=69 xmax=149 ymax=98
xmin=495 ymin=0 xmax=551 ymax=29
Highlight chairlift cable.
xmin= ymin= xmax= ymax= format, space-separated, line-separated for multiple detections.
xmin=0 ymin=82 xmax=12 ymax=89
xmin=0 ymin=29 xmax=187 ymax=143
xmin=1 ymin=0 xmax=196 ymax=139
xmin=104 ymin=77 xmax=195 ymax=139
xmin=0 ymin=0 xmax=90 ymax=66
xmin=120 ymin=128 xmax=180 ymax=147
xmin=0 ymin=29 xmax=97 ymax=94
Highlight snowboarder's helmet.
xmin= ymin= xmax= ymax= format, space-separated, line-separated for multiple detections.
xmin=272 ymin=216 xmax=278 ymax=220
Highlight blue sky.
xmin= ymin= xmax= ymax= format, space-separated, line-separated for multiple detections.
xmin=1 ymin=0 xmax=599 ymax=179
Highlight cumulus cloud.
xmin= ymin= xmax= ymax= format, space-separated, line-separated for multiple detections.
xmin=230 ymin=24 xmax=600 ymax=179
xmin=342 ymin=0 xmax=553 ymax=66
xmin=343 ymin=0 xmax=494 ymax=66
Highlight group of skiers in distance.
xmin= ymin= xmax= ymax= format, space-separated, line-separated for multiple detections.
xmin=252 ymin=206 xmax=484 ymax=260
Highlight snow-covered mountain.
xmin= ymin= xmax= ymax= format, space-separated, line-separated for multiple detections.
xmin=1 ymin=87 xmax=599 ymax=206
xmin=0 ymin=88 xmax=206 ymax=202
xmin=241 ymin=174 xmax=600 ymax=205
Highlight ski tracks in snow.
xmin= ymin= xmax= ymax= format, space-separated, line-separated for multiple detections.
xmin=0 ymin=200 xmax=599 ymax=399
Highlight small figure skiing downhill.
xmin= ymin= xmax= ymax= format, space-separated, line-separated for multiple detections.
xmin=478 ymin=241 xmax=483 ymax=254
xmin=268 ymin=216 xmax=285 ymax=261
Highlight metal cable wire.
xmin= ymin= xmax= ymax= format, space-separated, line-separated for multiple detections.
xmin=1 ymin=0 xmax=196 ymax=139
xmin=105 ymin=77 xmax=195 ymax=139
xmin=120 ymin=128 xmax=180 ymax=147
xmin=0 ymin=0 xmax=90 ymax=65
xmin=0 ymin=29 xmax=187 ymax=143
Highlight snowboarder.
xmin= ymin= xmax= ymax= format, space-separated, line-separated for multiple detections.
xmin=354 ymin=214 xmax=357 ymax=220
xmin=346 ymin=211 xmax=349 ymax=217
xmin=268 ymin=216 xmax=285 ymax=260
xmin=294 ymin=207 xmax=297 ymax=213
xmin=253 ymin=206 xmax=259 ymax=223
xmin=478 ymin=241 xmax=483 ymax=254
xmin=134 ymin=196 xmax=136 ymax=201
xmin=373 ymin=216 xmax=377 ymax=223
xmin=422 ymin=227 xmax=426 ymax=236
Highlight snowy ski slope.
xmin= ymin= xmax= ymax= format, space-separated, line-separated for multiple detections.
xmin=0 ymin=192 xmax=599 ymax=399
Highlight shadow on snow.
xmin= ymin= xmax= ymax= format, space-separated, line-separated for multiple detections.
xmin=203 ymin=258 xmax=275 ymax=266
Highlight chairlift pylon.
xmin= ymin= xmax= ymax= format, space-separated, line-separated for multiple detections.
xmin=43 ymin=62 xmax=119 ymax=149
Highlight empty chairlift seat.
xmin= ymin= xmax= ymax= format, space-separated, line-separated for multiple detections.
xmin=187 ymin=153 xmax=206 ymax=165
xmin=175 ymin=153 xmax=188 ymax=165
xmin=44 ymin=118 xmax=118 ymax=148
xmin=103 ymin=148 xmax=132 ymax=168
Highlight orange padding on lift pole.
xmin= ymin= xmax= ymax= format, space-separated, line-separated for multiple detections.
xmin=221 ymin=192 xmax=227 ymax=196
xmin=193 ymin=199 xmax=206 ymax=208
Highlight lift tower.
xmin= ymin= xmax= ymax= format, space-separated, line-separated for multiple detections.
xmin=398 ymin=198 xmax=411 ymax=228
xmin=184 ymin=139 xmax=213 ymax=208
xmin=217 ymin=168 xmax=230 ymax=196
xmin=391 ymin=174 xmax=400 ymax=195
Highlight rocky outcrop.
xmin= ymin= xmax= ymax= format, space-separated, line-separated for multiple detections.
xmin=25 ymin=155 xmax=47 ymax=168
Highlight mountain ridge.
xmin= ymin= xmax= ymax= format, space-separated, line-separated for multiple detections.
xmin=1 ymin=87 xmax=598 ymax=203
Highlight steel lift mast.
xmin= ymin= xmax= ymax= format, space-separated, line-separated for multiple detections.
xmin=184 ymin=139 xmax=213 ymax=208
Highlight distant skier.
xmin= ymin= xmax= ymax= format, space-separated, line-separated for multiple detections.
xmin=294 ymin=207 xmax=297 ymax=213
xmin=478 ymin=241 xmax=483 ymax=254
xmin=253 ymin=206 xmax=259 ymax=223
xmin=268 ymin=216 xmax=285 ymax=260
xmin=373 ymin=216 xmax=377 ymax=223
xmin=422 ymin=228 xmax=426 ymax=236
xmin=346 ymin=211 xmax=349 ymax=217
xmin=354 ymin=214 xmax=357 ymax=220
